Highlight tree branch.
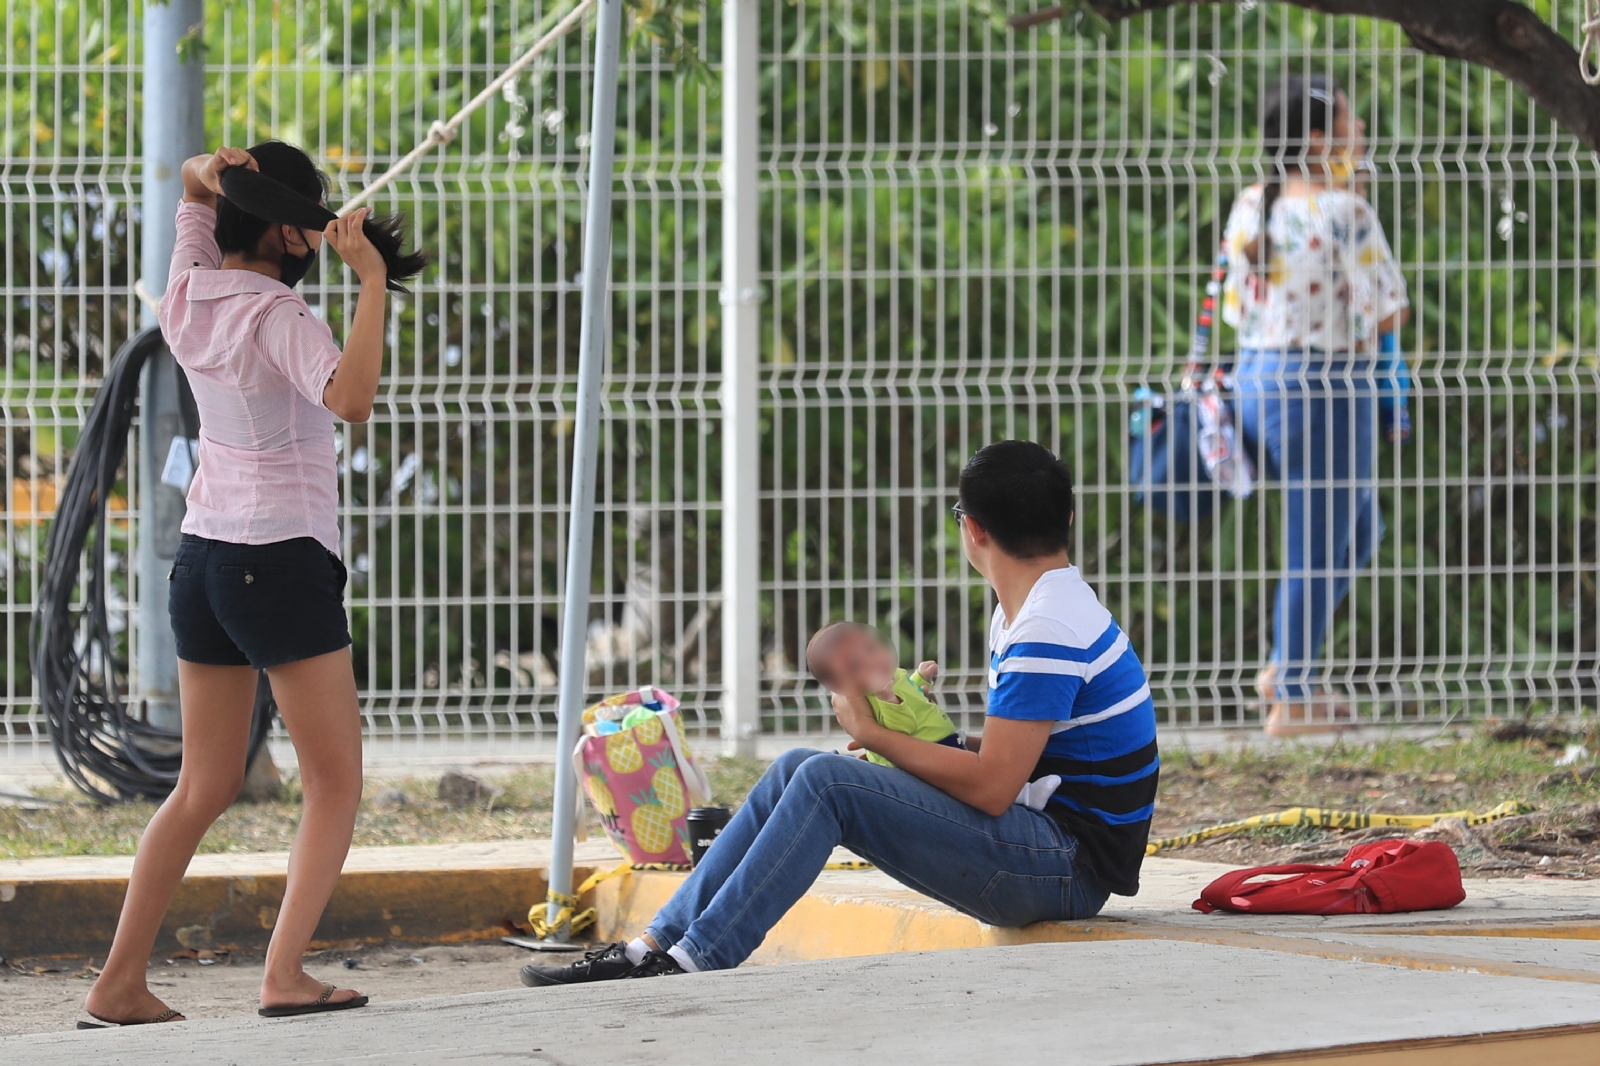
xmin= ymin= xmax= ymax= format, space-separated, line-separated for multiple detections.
xmin=1011 ymin=0 xmax=1600 ymax=151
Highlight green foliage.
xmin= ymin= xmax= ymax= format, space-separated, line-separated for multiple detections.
xmin=754 ymin=1 xmax=1598 ymax=729
xmin=3 ymin=1 xmax=1595 ymax=736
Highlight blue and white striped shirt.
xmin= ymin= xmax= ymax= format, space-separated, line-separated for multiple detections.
xmin=988 ymin=566 xmax=1159 ymax=895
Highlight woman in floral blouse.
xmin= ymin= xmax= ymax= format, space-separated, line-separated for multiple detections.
xmin=1221 ymin=73 xmax=1408 ymax=735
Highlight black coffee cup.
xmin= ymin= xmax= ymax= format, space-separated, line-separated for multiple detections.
xmin=685 ymin=806 xmax=732 ymax=866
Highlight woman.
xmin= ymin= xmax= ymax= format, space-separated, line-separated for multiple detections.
xmin=1221 ymin=75 xmax=1408 ymax=735
xmin=83 ymin=143 xmax=424 ymax=1025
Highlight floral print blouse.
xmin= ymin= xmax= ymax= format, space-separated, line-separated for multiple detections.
xmin=1221 ymin=185 xmax=1408 ymax=353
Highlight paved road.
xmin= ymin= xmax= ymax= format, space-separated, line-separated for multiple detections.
xmin=8 ymin=940 xmax=1600 ymax=1065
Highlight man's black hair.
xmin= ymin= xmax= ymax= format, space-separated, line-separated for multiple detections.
xmin=957 ymin=440 xmax=1074 ymax=560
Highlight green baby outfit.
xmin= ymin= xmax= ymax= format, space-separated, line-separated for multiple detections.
xmin=864 ymin=669 xmax=959 ymax=768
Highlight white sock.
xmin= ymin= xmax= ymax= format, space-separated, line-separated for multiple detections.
xmin=624 ymin=938 xmax=650 ymax=965
xmin=667 ymin=944 xmax=701 ymax=973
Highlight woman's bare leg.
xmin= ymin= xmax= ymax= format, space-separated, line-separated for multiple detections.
xmin=85 ymin=661 xmax=258 ymax=1024
xmin=258 ymin=647 xmax=365 ymax=1009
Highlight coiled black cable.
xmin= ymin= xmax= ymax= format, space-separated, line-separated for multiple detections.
xmin=30 ymin=326 xmax=274 ymax=802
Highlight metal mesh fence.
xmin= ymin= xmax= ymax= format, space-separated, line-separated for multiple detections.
xmin=3 ymin=1 xmax=1596 ymax=756
xmin=756 ymin=2 xmax=1600 ymax=737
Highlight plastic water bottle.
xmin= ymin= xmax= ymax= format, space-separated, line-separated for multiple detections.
xmin=1129 ymin=386 xmax=1155 ymax=437
xmin=1377 ymin=332 xmax=1411 ymax=444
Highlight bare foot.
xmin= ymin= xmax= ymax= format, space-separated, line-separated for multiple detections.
xmin=1255 ymin=663 xmax=1278 ymax=702
xmin=84 ymin=981 xmax=185 ymax=1026
xmin=1264 ymin=695 xmax=1359 ymax=737
xmin=260 ymin=969 xmax=364 ymax=1011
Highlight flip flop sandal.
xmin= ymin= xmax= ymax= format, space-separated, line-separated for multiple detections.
xmin=258 ymin=982 xmax=369 ymax=1018
xmin=78 ymin=1008 xmax=184 ymax=1029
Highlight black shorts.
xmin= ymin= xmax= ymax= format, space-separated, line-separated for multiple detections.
xmin=169 ymin=534 xmax=352 ymax=669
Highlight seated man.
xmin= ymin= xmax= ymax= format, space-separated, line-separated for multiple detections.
xmin=521 ymin=439 xmax=1159 ymax=984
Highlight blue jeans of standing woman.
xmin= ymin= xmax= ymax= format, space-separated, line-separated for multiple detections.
xmin=1234 ymin=350 xmax=1382 ymax=700
xmin=646 ymin=748 xmax=1108 ymax=971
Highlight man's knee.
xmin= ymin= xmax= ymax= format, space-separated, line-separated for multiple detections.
xmin=768 ymin=747 xmax=823 ymax=781
xmin=772 ymin=747 xmax=816 ymax=771
xmin=789 ymin=751 xmax=873 ymax=795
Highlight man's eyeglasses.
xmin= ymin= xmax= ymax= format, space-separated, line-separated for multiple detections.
xmin=950 ymin=502 xmax=969 ymax=525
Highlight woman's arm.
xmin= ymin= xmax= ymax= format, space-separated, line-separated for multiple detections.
xmin=320 ymin=209 xmax=389 ymax=423
xmin=833 ymin=693 xmax=1050 ymax=816
xmin=181 ymin=147 xmax=256 ymax=207
xmin=1378 ymin=308 xmax=1409 ymax=334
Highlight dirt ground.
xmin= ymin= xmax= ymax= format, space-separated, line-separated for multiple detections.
xmin=0 ymin=941 xmax=573 ymax=1037
xmin=1153 ymin=723 xmax=1600 ymax=878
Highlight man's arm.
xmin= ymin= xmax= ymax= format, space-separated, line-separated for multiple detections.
xmin=833 ymin=694 xmax=1049 ymax=816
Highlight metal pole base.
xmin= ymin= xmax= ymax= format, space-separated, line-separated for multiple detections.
xmin=501 ymin=936 xmax=585 ymax=953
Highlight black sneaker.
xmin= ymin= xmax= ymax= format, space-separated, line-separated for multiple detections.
xmin=519 ymin=941 xmax=636 ymax=987
xmin=620 ymin=950 xmax=688 ymax=979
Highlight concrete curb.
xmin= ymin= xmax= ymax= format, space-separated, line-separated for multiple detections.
xmin=0 ymin=865 xmax=605 ymax=958
xmin=0 ymin=840 xmax=624 ymax=958
xmin=8 ymin=844 xmax=1600 ymax=975
xmin=592 ymin=867 xmax=1600 ymax=982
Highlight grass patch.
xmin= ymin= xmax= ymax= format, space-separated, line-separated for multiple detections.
xmin=1 ymin=757 xmax=772 ymax=860
xmin=7 ymin=729 xmax=1599 ymax=869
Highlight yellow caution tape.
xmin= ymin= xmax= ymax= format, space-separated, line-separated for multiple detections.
xmin=526 ymin=861 xmax=628 ymax=939
xmin=1145 ymin=800 xmax=1534 ymax=856
xmin=526 ymin=859 xmax=877 ymax=938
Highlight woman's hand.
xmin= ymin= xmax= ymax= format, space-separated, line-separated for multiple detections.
xmin=831 ymin=692 xmax=886 ymax=753
xmin=182 ymin=147 xmax=256 ymax=205
xmin=323 ymin=209 xmax=388 ymax=286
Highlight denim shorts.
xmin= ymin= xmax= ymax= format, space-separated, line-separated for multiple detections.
xmin=169 ymin=534 xmax=352 ymax=669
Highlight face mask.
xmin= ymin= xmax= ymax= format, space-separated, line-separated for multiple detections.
xmin=279 ymin=229 xmax=317 ymax=288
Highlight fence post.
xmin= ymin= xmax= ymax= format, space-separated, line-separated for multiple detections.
xmin=136 ymin=0 xmax=205 ymax=732
xmin=719 ymin=0 xmax=761 ymax=758
xmin=544 ymin=0 xmax=625 ymax=944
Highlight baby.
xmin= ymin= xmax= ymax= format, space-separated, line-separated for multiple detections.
xmin=804 ymin=621 xmax=962 ymax=767
xmin=806 ymin=621 xmax=1060 ymax=810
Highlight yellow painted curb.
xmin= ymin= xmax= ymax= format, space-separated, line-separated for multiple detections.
xmin=595 ymin=869 xmax=1171 ymax=963
xmin=1180 ymin=1023 xmax=1600 ymax=1065
xmin=592 ymin=869 xmax=1600 ymax=984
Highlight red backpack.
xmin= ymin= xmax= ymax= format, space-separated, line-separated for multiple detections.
xmin=1192 ymin=839 xmax=1465 ymax=915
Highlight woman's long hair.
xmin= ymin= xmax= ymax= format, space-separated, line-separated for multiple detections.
xmin=216 ymin=140 xmax=427 ymax=293
xmin=1253 ymin=73 xmax=1340 ymax=276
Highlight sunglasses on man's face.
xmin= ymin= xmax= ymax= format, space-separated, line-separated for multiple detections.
xmin=950 ymin=503 xmax=969 ymax=525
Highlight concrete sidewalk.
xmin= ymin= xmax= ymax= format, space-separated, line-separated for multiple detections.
xmin=7 ymin=942 xmax=1600 ymax=1065
xmin=9 ymin=840 xmax=1600 ymax=1062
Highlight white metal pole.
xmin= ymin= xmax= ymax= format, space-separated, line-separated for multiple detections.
xmin=545 ymin=0 xmax=625 ymax=942
xmin=719 ymin=0 xmax=761 ymax=759
xmin=137 ymin=0 xmax=205 ymax=732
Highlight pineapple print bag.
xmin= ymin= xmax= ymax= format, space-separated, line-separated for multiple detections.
xmin=572 ymin=687 xmax=712 ymax=865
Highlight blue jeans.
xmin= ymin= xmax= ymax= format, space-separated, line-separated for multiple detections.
xmin=646 ymin=749 xmax=1109 ymax=971
xmin=1235 ymin=350 xmax=1382 ymax=699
